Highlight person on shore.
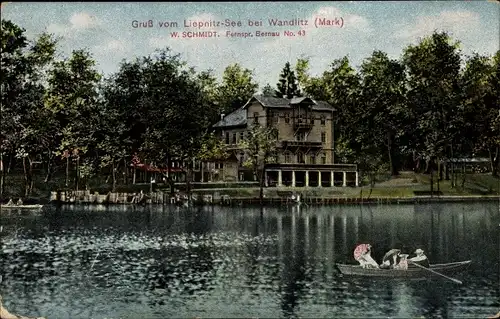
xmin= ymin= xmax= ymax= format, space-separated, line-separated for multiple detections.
xmin=16 ymin=198 xmax=23 ymax=206
xmin=409 ymin=248 xmax=430 ymax=268
xmin=5 ymin=198 xmax=14 ymax=206
xmin=354 ymin=244 xmax=379 ymax=269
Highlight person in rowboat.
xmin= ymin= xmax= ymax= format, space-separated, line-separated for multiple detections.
xmin=354 ymin=244 xmax=379 ymax=269
xmin=409 ymin=248 xmax=430 ymax=268
xmin=380 ymin=249 xmax=401 ymax=269
xmin=394 ymin=254 xmax=409 ymax=270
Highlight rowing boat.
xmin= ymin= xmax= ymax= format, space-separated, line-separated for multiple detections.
xmin=0 ymin=204 xmax=44 ymax=209
xmin=336 ymin=260 xmax=471 ymax=278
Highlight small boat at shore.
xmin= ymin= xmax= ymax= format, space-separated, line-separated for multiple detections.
xmin=0 ymin=204 xmax=44 ymax=210
xmin=336 ymin=260 xmax=472 ymax=279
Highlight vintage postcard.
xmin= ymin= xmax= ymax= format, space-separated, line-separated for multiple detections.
xmin=1 ymin=2 xmax=499 ymax=319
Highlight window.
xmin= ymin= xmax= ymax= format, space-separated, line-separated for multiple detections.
xmin=321 ymin=153 xmax=327 ymax=164
xmin=285 ymin=113 xmax=290 ymax=124
xmin=296 ymin=132 xmax=305 ymax=141
xmin=253 ymin=112 xmax=259 ymax=124
xmin=273 ymin=112 xmax=279 ymax=124
xmin=284 ymin=152 xmax=291 ymax=163
xmin=320 ymin=116 xmax=326 ymax=125
xmin=297 ymin=152 xmax=305 ymax=163
xmin=298 ymin=114 xmax=304 ymax=123
xmin=232 ymin=133 xmax=237 ymax=144
xmin=310 ymin=116 xmax=314 ymax=124
xmin=225 ymin=132 xmax=229 ymax=144
xmin=321 ymin=132 xmax=326 ymax=143
xmin=310 ymin=154 xmax=316 ymax=164
xmin=239 ymin=152 xmax=245 ymax=165
xmin=239 ymin=132 xmax=244 ymax=142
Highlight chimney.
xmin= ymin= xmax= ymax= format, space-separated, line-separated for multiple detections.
xmin=220 ymin=113 xmax=225 ymax=120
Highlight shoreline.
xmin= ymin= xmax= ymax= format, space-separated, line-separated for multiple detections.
xmin=36 ymin=190 xmax=500 ymax=206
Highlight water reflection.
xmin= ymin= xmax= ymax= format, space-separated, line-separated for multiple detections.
xmin=0 ymin=202 xmax=498 ymax=318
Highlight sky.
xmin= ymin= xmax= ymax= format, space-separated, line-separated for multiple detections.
xmin=3 ymin=1 xmax=499 ymax=90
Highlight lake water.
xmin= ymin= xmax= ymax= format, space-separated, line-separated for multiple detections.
xmin=1 ymin=202 xmax=499 ymax=319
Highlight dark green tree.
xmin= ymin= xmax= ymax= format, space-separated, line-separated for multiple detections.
xmin=218 ymin=63 xmax=258 ymax=115
xmin=275 ymin=61 xmax=301 ymax=99
xmin=402 ymin=31 xmax=462 ymax=192
xmin=1 ymin=19 xmax=58 ymax=196
xmin=262 ymin=83 xmax=275 ymax=97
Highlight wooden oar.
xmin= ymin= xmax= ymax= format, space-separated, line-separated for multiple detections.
xmin=408 ymin=260 xmax=463 ymax=284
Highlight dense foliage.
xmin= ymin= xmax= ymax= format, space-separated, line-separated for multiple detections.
xmin=1 ymin=20 xmax=498 ymax=196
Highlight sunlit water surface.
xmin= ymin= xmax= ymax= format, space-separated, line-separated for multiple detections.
xmin=1 ymin=202 xmax=499 ymax=318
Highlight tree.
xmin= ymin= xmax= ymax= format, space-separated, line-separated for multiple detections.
xmin=98 ymin=59 xmax=148 ymax=190
xmin=136 ymin=49 xmax=220 ymax=196
xmin=218 ymin=63 xmax=258 ymax=115
xmin=357 ymin=51 xmax=406 ymax=176
xmin=1 ymin=19 xmax=58 ymax=196
xmin=460 ymin=51 xmax=500 ymax=176
xmin=238 ymin=123 xmax=279 ymax=205
xmin=261 ymin=83 xmax=275 ymax=97
xmin=44 ymin=49 xmax=102 ymax=191
xmin=196 ymin=69 xmax=220 ymax=123
xmin=196 ymin=132 xmax=229 ymax=182
xmin=402 ymin=32 xmax=462 ymax=193
xmin=275 ymin=61 xmax=301 ymax=98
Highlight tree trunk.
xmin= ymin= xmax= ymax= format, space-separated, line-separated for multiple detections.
xmin=133 ymin=167 xmax=136 ymax=184
xmin=461 ymin=163 xmax=466 ymax=188
xmin=65 ymin=156 xmax=69 ymax=188
xmin=123 ymin=158 xmax=128 ymax=185
xmin=387 ymin=133 xmax=398 ymax=176
xmin=258 ymin=166 xmax=265 ymax=206
xmin=489 ymin=148 xmax=499 ymax=177
xmin=7 ymin=154 xmax=13 ymax=174
xmin=450 ymin=144 xmax=455 ymax=187
xmin=430 ymin=165 xmax=434 ymax=197
xmin=186 ymin=165 xmax=192 ymax=205
xmin=112 ymin=160 xmax=116 ymax=192
xmin=0 ymin=153 xmax=4 ymax=197
xmin=22 ymin=157 xmax=32 ymax=197
xmin=167 ymin=156 xmax=175 ymax=196
xmin=29 ymin=156 xmax=34 ymax=195
xmin=75 ymin=157 xmax=79 ymax=192
xmin=437 ymin=160 xmax=440 ymax=195
xmin=44 ymin=149 xmax=53 ymax=183
xmin=425 ymin=158 xmax=431 ymax=174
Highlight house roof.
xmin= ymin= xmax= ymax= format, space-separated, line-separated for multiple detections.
xmin=213 ymin=94 xmax=335 ymax=128
xmin=212 ymin=107 xmax=247 ymax=128
xmin=249 ymin=95 xmax=336 ymax=111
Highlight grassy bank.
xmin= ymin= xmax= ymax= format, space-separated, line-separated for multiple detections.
xmin=190 ymin=172 xmax=500 ymax=198
xmin=1 ymin=171 xmax=498 ymax=203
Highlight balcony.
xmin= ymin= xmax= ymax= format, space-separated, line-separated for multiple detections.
xmin=281 ymin=140 xmax=322 ymax=148
xmin=293 ymin=121 xmax=313 ymax=130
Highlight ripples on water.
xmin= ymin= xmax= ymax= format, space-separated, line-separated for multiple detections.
xmin=0 ymin=203 xmax=499 ymax=318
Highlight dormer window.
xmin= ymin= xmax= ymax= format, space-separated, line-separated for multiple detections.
xmin=253 ymin=112 xmax=259 ymax=124
xmin=320 ymin=116 xmax=326 ymax=125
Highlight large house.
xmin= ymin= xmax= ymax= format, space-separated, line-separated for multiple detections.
xmin=210 ymin=95 xmax=359 ymax=187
